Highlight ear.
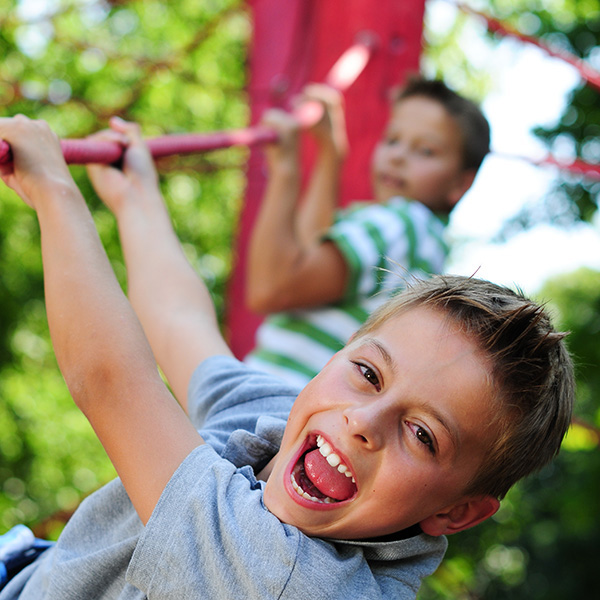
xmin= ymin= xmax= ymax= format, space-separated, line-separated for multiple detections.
xmin=446 ymin=168 xmax=477 ymax=210
xmin=418 ymin=495 xmax=500 ymax=536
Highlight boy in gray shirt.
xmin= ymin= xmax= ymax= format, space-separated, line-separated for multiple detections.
xmin=0 ymin=116 xmax=574 ymax=599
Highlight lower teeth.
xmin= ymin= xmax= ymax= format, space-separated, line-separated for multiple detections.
xmin=291 ymin=473 xmax=335 ymax=504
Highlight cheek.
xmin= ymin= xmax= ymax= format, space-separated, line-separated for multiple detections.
xmin=371 ymin=146 xmax=387 ymax=172
xmin=429 ymin=160 xmax=462 ymax=184
xmin=413 ymin=163 xmax=455 ymax=191
xmin=284 ymin=402 xmax=306 ymax=437
xmin=283 ymin=386 xmax=328 ymax=432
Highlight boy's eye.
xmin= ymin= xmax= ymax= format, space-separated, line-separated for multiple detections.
xmin=354 ymin=363 xmax=381 ymax=391
xmin=407 ymin=422 xmax=436 ymax=455
xmin=418 ymin=147 xmax=434 ymax=157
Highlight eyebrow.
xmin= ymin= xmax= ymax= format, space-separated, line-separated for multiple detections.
xmin=362 ymin=337 xmax=460 ymax=452
xmin=364 ymin=338 xmax=395 ymax=373
xmin=423 ymin=404 xmax=460 ymax=453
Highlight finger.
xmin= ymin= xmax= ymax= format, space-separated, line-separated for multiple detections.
xmin=0 ymin=116 xmax=66 ymax=171
xmin=109 ymin=117 xmax=154 ymax=164
xmin=85 ymin=162 xmax=109 ymax=180
xmin=86 ymin=128 xmax=128 ymax=145
xmin=109 ymin=117 xmax=144 ymax=144
xmin=302 ymin=83 xmax=343 ymax=110
xmin=260 ymin=108 xmax=287 ymax=125
xmin=301 ymin=83 xmax=329 ymax=102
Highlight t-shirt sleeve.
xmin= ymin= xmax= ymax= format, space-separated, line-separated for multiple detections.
xmin=126 ymin=446 xmax=420 ymax=599
xmin=322 ymin=201 xmax=448 ymax=302
xmin=185 ymin=355 xmax=298 ymax=453
xmin=126 ymin=445 xmax=303 ymax=598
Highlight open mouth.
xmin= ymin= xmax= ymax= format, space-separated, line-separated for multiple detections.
xmin=379 ymin=173 xmax=405 ymax=190
xmin=289 ymin=434 xmax=357 ymax=505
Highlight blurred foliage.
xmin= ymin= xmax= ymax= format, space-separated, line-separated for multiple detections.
xmin=0 ymin=1 xmax=598 ymax=598
xmin=425 ymin=0 xmax=600 ymax=239
xmin=422 ymin=0 xmax=496 ymax=105
xmin=542 ymin=267 xmax=600 ymax=424
xmin=487 ymin=0 xmax=600 ymax=236
xmin=0 ymin=0 xmax=249 ymax=534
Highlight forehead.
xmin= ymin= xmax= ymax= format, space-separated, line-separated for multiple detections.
xmin=361 ymin=305 xmax=480 ymax=362
xmin=356 ymin=306 xmax=497 ymax=452
xmin=386 ymin=96 xmax=462 ymax=141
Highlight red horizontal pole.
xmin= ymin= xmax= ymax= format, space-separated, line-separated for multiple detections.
xmin=494 ymin=151 xmax=600 ymax=180
xmin=0 ymin=36 xmax=376 ymax=167
xmin=0 ymin=126 xmax=279 ymax=166
xmin=539 ymin=155 xmax=600 ymax=180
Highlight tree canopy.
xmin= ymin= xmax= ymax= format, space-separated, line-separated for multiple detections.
xmin=0 ymin=0 xmax=249 ymax=535
xmin=0 ymin=0 xmax=598 ymax=596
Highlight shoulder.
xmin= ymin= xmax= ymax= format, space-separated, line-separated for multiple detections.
xmin=187 ymin=355 xmax=297 ymax=452
xmin=333 ymin=197 xmax=435 ymax=229
xmin=189 ymin=356 xmax=298 ymax=415
xmin=280 ymin=533 xmax=447 ymax=599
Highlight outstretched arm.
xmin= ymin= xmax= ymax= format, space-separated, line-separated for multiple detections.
xmin=246 ymin=85 xmax=349 ymax=314
xmin=294 ymin=84 xmax=348 ymax=246
xmin=0 ymin=116 xmax=207 ymax=525
xmin=86 ymin=118 xmax=232 ymax=409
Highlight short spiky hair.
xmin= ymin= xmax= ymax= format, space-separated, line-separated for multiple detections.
xmin=394 ymin=77 xmax=491 ymax=172
xmin=354 ymin=274 xmax=575 ymax=499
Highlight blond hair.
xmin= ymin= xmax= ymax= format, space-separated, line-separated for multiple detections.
xmin=355 ymin=275 xmax=575 ymax=499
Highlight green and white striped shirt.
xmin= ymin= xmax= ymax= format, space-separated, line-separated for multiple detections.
xmin=244 ymin=198 xmax=449 ymax=389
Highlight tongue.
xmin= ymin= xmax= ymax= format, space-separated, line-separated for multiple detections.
xmin=304 ymin=449 xmax=356 ymax=501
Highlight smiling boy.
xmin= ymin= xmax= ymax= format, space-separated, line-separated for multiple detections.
xmin=260 ymin=305 xmax=500 ymax=541
xmin=0 ymin=116 xmax=573 ymax=599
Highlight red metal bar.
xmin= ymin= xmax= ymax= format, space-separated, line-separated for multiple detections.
xmin=0 ymin=38 xmax=375 ymax=167
xmin=0 ymin=127 xmax=278 ymax=166
xmin=539 ymin=155 xmax=600 ymax=180
xmin=494 ymin=151 xmax=600 ymax=180
xmin=0 ymin=125 xmax=278 ymax=166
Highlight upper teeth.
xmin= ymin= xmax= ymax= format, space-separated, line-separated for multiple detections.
xmin=316 ymin=435 xmax=355 ymax=483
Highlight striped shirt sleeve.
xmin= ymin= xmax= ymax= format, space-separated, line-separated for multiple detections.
xmin=323 ymin=198 xmax=449 ymax=302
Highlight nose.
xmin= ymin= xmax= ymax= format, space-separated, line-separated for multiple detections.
xmin=388 ymin=141 xmax=407 ymax=162
xmin=343 ymin=403 xmax=388 ymax=451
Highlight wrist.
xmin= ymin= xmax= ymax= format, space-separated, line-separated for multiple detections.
xmin=113 ymin=188 xmax=161 ymax=220
xmin=269 ymin=160 xmax=301 ymax=182
xmin=30 ymin=175 xmax=81 ymax=210
xmin=316 ymin=138 xmax=346 ymax=162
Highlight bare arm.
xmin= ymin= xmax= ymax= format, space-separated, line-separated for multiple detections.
xmin=295 ymin=84 xmax=348 ymax=246
xmin=0 ymin=116 xmax=206 ymax=525
xmin=86 ymin=118 xmax=232 ymax=409
xmin=246 ymin=86 xmax=349 ymax=314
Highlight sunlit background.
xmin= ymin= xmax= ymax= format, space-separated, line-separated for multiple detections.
xmin=426 ymin=0 xmax=600 ymax=295
xmin=1 ymin=2 xmax=598 ymax=598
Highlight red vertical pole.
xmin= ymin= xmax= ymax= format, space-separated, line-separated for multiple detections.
xmin=225 ymin=0 xmax=426 ymax=358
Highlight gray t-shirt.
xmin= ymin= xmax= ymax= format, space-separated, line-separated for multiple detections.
xmin=0 ymin=356 xmax=447 ymax=599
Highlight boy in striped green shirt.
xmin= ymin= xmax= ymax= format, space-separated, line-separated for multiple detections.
xmin=244 ymin=78 xmax=490 ymax=388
